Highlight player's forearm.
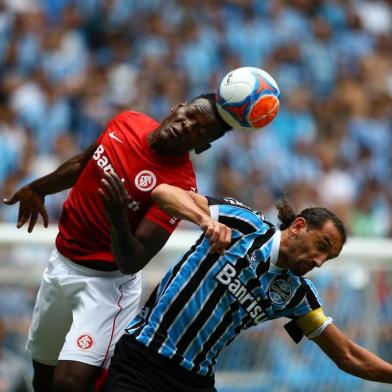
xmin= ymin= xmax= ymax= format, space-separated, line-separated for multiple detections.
xmin=29 ymin=143 xmax=97 ymax=196
xmin=110 ymin=222 xmax=148 ymax=274
xmin=152 ymin=184 xmax=208 ymax=227
xmin=29 ymin=155 xmax=85 ymax=196
xmin=339 ymin=341 xmax=392 ymax=383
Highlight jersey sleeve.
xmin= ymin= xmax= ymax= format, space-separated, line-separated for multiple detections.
xmin=283 ymin=278 xmax=333 ymax=343
xmin=144 ymin=205 xmax=180 ymax=234
xmin=145 ymin=170 xmax=197 ymax=233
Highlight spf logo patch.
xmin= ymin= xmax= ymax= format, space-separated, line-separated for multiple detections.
xmin=76 ymin=334 xmax=94 ymax=350
xmin=135 ymin=170 xmax=157 ymax=191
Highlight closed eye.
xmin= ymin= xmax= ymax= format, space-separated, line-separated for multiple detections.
xmin=318 ymin=242 xmax=328 ymax=252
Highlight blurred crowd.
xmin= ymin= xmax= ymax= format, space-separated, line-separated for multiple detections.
xmin=0 ymin=0 xmax=391 ymax=236
xmin=0 ymin=1 xmax=392 ymax=390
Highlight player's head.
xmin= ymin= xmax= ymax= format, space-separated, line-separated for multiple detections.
xmin=276 ymin=198 xmax=346 ymax=276
xmin=150 ymin=93 xmax=232 ymax=156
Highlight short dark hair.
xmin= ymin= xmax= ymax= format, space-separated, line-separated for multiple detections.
xmin=191 ymin=93 xmax=232 ymax=154
xmin=190 ymin=93 xmax=232 ymax=134
xmin=276 ymin=198 xmax=347 ymax=244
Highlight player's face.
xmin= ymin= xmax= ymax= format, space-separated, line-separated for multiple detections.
xmin=285 ymin=219 xmax=343 ymax=276
xmin=157 ymin=98 xmax=224 ymax=154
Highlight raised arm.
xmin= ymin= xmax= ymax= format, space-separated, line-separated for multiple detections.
xmin=151 ymin=183 xmax=210 ymax=226
xmin=313 ymin=323 xmax=392 ymax=383
xmin=152 ymin=183 xmax=231 ymax=255
xmin=3 ymin=142 xmax=97 ymax=232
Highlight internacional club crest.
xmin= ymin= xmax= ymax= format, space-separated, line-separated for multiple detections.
xmin=76 ymin=334 xmax=94 ymax=350
xmin=135 ymin=170 xmax=157 ymax=192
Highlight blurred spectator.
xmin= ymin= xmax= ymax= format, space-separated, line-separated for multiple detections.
xmin=316 ymin=142 xmax=355 ymax=225
xmin=335 ymin=7 xmax=375 ymax=73
xmin=0 ymin=312 xmax=30 ymax=392
xmin=302 ymin=15 xmax=338 ymax=98
xmin=354 ymin=0 xmax=392 ymax=35
xmin=0 ymin=106 xmax=27 ymax=185
xmin=350 ymin=179 xmax=390 ymax=237
xmin=360 ymin=34 xmax=392 ymax=96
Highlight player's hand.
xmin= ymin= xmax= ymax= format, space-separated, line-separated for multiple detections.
xmin=200 ymin=217 xmax=232 ymax=256
xmin=3 ymin=186 xmax=49 ymax=233
xmin=98 ymin=172 xmax=132 ymax=227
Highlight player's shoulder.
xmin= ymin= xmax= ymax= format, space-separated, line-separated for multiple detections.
xmin=111 ymin=110 xmax=159 ymax=128
xmin=207 ymin=196 xmax=260 ymax=212
xmin=300 ymin=277 xmax=319 ymax=295
xmin=104 ymin=110 xmax=160 ymax=144
xmin=207 ymin=196 xmax=265 ymax=221
xmin=296 ymin=276 xmax=323 ymax=310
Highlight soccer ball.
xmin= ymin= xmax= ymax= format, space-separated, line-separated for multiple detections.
xmin=216 ymin=67 xmax=280 ymax=130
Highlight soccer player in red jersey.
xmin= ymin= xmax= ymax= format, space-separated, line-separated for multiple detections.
xmin=3 ymin=93 xmax=232 ymax=392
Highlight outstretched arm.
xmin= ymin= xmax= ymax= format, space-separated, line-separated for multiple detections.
xmin=152 ymin=183 xmax=231 ymax=255
xmin=313 ymin=323 xmax=392 ymax=383
xmin=3 ymin=143 xmax=97 ymax=232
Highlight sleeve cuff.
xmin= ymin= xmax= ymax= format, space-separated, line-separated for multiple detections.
xmin=307 ymin=317 xmax=333 ymax=339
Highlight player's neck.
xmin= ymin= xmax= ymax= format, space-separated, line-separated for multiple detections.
xmin=275 ymin=229 xmax=289 ymax=269
xmin=147 ymin=131 xmax=187 ymax=157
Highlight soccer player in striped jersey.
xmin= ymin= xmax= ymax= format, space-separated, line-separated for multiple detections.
xmin=102 ymin=180 xmax=392 ymax=391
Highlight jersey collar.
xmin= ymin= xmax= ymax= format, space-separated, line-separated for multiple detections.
xmin=270 ymin=229 xmax=281 ymax=266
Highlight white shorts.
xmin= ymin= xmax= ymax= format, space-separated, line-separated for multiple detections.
xmin=26 ymin=249 xmax=142 ymax=368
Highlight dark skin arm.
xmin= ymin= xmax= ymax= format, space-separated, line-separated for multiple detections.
xmin=3 ymin=143 xmax=97 ymax=232
xmin=98 ymin=172 xmax=171 ymax=274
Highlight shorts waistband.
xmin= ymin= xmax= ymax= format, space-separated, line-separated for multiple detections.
xmin=71 ymin=259 xmax=119 ymax=271
xmin=125 ymin=335 xmax=215 ymax=386
xmin=52 ymin=249 xmax=136 ymax=278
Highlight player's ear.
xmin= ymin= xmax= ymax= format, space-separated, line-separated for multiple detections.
xmin=194 ymin=144 xmax=211 ymax=154
xmin=291 ymin=217 xmax=306 ymax=234
xmin=170 ymin=102 xmax=186 ymax=112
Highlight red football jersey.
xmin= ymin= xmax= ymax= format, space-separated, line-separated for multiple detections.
xmin=56 ymin=111 xmax=197 ymax=267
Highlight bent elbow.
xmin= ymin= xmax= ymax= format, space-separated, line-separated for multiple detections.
xmin=118 ymin=263 xmax=141 ymax=275
xmin=333 ymin=351 xmax=355 ymax=373
xmin=117 ymin=257 xmax=149 ymax=275
xmin=335 ymin=355 xmax=349 ymax=371
xmin=118 ymin=265 xmax=136 ymax=275
xmin=151 ymin=184 xmax=166 ymax=201
xmin=151 ymin=184 xmax=173 ymax=205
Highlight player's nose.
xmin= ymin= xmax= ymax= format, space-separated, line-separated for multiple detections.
xmin=313 ymin=255 xmax=327 ymax=268
xmin=181 ymin=120 xmax=195 ymax=134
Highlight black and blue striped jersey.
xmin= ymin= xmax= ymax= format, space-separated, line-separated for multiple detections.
xmin=126 ymin=197 xmax=324 ymax=376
